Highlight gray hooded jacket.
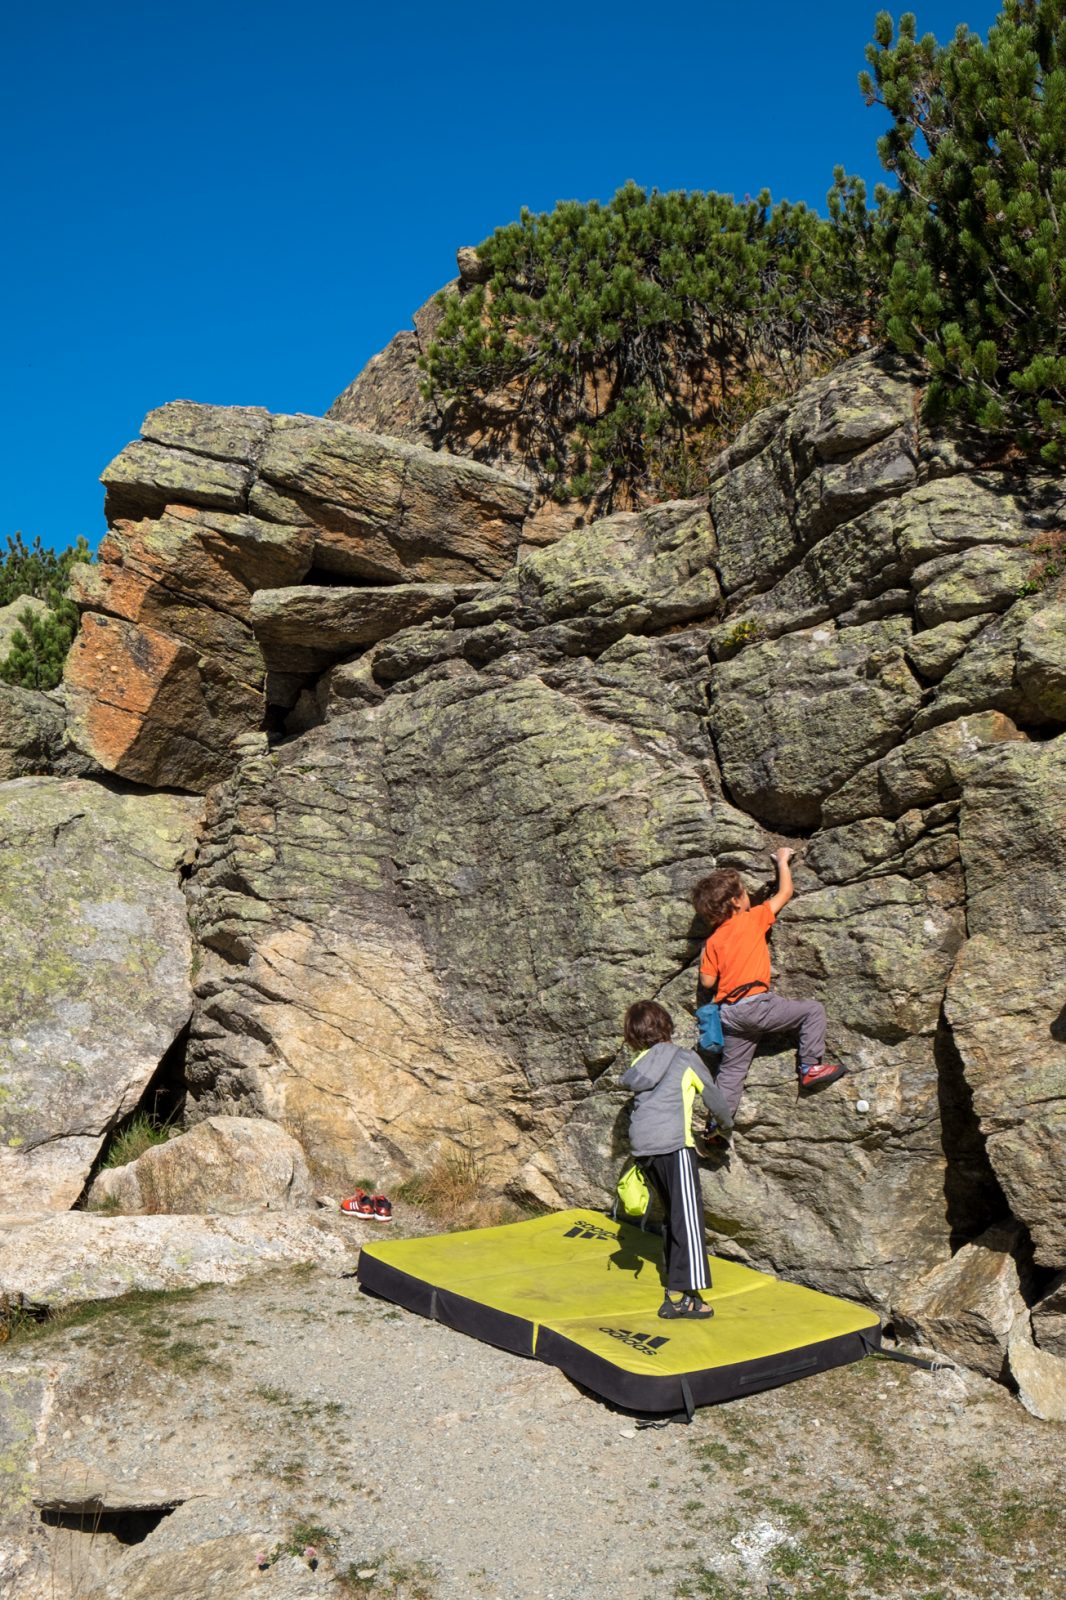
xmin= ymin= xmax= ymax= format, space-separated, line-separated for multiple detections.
xmin=621 ymin=1042 xmax=733 ymax=1158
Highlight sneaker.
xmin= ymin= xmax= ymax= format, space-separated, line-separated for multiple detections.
xmin=694 ymin=1117 xmax=730 ymax=1158
xmin=340 ymin=1190 xmax=377 ymax=1219
xmin=371 ymin=1193 xmax=393 ymax=1223
xmin=798 ymin=1062 xmax=848 ymax=1094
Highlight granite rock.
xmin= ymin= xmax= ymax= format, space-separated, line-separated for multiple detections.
xmin=69 ymin=406 xmax=531 ymax=788
xmin=1007 ymin=1317 xmax=1066 ymax=1422
xmin=85 ymin=1117 xmax=314 ymax=1216
xmin=893 ymin=1223 xmax=1030 ymax=1379
xmin=945 ymin=736 xmax=1066 ymax=1267
xmin=708 ymin=619 xmax=924 ymax=829
xmin=0 ymin=1210 xmax=357 ymax=1310
xmin=0 ymin=779 xmax=201 ymax=1212
xmin=1032 ymin=1273 xmax=1066 ymax=1358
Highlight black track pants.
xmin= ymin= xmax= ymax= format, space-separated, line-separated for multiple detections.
xmin=643 ymin=1147 xmax=711 ymax=1294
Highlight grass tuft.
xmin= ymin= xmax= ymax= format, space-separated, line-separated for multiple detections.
xmin=100 ymin=1111 xmax=175 ymax=1170
xmin=395 ymin=1149 xmax=519 ymax=1230
xmin=337 ymin=1554 xmax=439 ymax=1598
xmin=0 ymin=1285 xmax=204 ymax=1347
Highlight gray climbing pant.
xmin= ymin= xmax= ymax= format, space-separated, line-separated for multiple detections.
xmin=716 ymin=991 xmax=827 ymax=1116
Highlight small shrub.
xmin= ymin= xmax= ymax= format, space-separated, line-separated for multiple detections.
xmin=100 ymin=1112 xmax=174 ymax=1170
xmin=723 ymin=618 xmax=762 ymax=652
xmin=395 ymin=1149 xmax=520 ymax=1230
xmin=1016 ymin=527 xmax=1066 ymax=595
xmin=396 ymin=1150 xmax=484 ymax=1219
xmin=256 ymin=1520 xmax=332 ymax=1572
xmin=0 ymin=532 xmax=93 ymax=691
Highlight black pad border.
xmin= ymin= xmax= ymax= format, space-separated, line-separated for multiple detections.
xmin=358 ymin=1247 xmax=881 ymax=1413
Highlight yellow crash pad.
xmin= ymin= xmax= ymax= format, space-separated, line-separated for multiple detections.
xmin=358 ymin=1208 xmax=880 ymax=1413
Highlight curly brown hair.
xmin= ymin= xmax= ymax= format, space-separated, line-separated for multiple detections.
xmin=623 ymin=1000 xmax=674 ymax=1050
xmin=692 ymin=869 xmax=746 ymax=932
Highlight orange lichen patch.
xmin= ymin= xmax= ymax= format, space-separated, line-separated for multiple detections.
xmin=64 ymin=612 xmax=263 ymax=787
xmin=67 ymin=613 xmax=193 ymax=720
xmin=100 ymin=514 xmax=259 ymax=621
xmin=74 ymin=533 xmax=265 ymax=687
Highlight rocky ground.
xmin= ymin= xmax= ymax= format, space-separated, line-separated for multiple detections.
xmin=2 ymin=1221 xmax=1062 ymax=1600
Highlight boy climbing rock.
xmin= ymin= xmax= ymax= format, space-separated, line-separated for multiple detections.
xmin=620 ymin=999 xmax=732 ymax=1320
xmin=693 ymin=848 xmax=844 ymax=1133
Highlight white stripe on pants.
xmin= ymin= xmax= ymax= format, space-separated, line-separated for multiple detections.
xmin=644 ymin=1147 xmax=711 ymax=1293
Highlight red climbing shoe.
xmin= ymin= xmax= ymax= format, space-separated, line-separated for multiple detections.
xmin=340 ymin=1190 xmax=377 ymax=1219
xmin=371 ymin=1194 xmax=393 ymax=1223
xmin=798 ymin=1062 xmax=847 ymax=1095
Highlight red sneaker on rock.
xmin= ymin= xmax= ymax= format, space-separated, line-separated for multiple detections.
xmin=340 ymin=1190 xmax=377 ymax=1219
xmin=798 ymin=1062 xmax=847 ymax=1094
xmin=371 ymin=1194 xmax=393 ymax=1223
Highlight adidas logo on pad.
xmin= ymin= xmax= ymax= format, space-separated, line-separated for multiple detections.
xmin=600 ymin=1327 xmax=670 ymax=1355
xmin=564 ymin=1222 xmax=616 ymax=1242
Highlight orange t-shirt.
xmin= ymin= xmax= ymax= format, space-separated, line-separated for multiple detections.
xmin=699 ymin=902 xmax=775 ymax=1000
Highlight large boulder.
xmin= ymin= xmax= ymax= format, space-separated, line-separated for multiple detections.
xmin=183 ymin=460 xmax=1027 ymax=1305
xmin=66 ymin=404 xmax=532 ymax=790
xmin=893 ymin=1223 xmax=1031 ymax=1378
xmin=0 ymin=779 xmax=201 ymax=1212
xmin=44 ymin=351 xmax=1066 ymax=1324
xmin=945 ymin=736 xmax=1066 ymax=1267
xmin=85 ymin=1117 xmax=314 ymax=1215
xmin=0 ymin=1210 xmax=357 ymax=1309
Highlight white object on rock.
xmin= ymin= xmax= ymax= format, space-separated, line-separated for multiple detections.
xmin=856 ymin=1099 xmax=870 ymax=1113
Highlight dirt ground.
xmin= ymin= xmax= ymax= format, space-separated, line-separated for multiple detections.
xmin=3 ymin=1248 xmax=1064 ymax=1600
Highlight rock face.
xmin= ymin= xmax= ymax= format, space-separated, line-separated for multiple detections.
xmin=1032 ymin=1273 xmax=1066 ymax=1357
xmin=65 ymin=403 xmax=531 ymax=790
xmin=0 ymin=685 xmax=76 ymax=780
xmin=9 ymin=345 xmax=1061 ymax=1347
xmin=174 ymin=356 xmax=1064 ymax=1314
xmin=944 ymin=736 xmax=1066 ymax=1269
xmin=0 ymin=779 xmax=201 ymax=1212
xmin=85 ymin=1117 xmax=313 ymax=1215
xmin=1007 ymin=1316 xmax=1066 ymax=1422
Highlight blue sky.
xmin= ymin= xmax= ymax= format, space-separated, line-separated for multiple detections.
xmin=3 ymin=0 xmax=1000 ymax=551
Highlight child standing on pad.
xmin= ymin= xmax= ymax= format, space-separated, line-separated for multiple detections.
xmin=693 ymin=847 xmax=844 ymax=1136
xmin=620 ymin=1000 xmax=732 ymax=1321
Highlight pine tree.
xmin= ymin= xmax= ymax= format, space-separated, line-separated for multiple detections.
xmin=0 ymin=533 xmax=92 ymax=691
xmin=862 ymin=2 xmax=1066 ymax=460
xmin=422 ymin=181 xmax=881 ymax=505
xmin=0 ymin=605 xmax=77 ymax=691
